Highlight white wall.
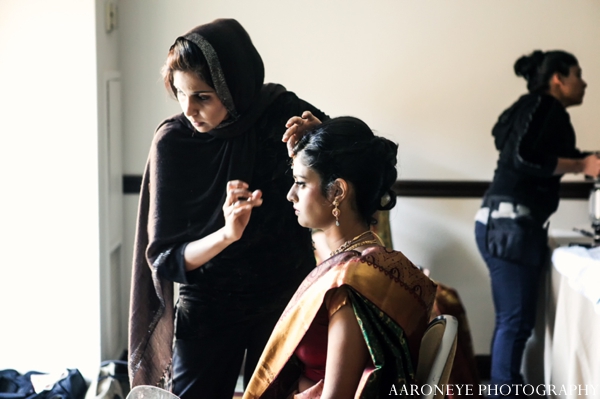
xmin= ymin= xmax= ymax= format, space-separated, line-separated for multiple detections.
xmin=118 ymin=0 xmax=600 ymax=355
xmin=0 ymin=0 xmax=101 ymax=378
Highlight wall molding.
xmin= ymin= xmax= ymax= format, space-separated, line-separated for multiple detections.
xmin=392 ymin=180 xmax=593 ymax=199
xmin=124 ymin=175 xmax=594 ymax=199
xmin=123 ymin=174 xmax=143 ymax=194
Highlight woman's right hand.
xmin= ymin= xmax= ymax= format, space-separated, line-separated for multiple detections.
xmin=222 ymin=180 xmax=263 ymax=242
xmin=555 ymin=154 xmax=600 ymax=177
xmin=582 ymin=154 xmax=600 ymax=178
xmin=183 ymin=181 xmax=262 ymax=271
xmin=282 ymin=111 xmax=322 ymax=157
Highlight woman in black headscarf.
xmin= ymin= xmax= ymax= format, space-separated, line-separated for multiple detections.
xmin=128 ymin=19 xmax=327 ymax=399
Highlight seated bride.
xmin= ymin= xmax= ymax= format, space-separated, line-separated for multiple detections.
xmin=243 ymin=116 xmax=437 ymax=399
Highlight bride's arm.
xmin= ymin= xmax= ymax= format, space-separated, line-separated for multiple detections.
xmin=321 ymin=303 xmax=370 ymax=399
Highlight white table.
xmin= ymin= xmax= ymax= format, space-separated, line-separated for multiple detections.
xmin=539 ymin=230 xmax=600 ymax=398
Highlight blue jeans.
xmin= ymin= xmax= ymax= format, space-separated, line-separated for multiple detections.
xmin=475 ymin=220 xmax=547 ymax=398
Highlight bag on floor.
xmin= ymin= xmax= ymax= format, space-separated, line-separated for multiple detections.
xmin=84 ymin=360 xmax=129 ymax=399
xmin=0 ymin=368 xmax=87 ymax=399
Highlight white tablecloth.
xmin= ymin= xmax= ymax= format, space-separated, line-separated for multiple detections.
xmin=542 ymin=231 xmax=600 ymax=398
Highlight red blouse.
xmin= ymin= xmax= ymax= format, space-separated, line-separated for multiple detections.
xmin=294 ymin=304 xmax=329 ymax=382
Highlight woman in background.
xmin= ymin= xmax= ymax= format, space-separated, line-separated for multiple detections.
xmin=475 ymin=50 xmax=600 ymax=397
xmin=128 ymin=18 xmax=327 ymax=399
xmin=244 ymin=117 xmax=437 ymax=399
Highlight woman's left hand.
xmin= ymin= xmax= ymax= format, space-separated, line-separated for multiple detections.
xmin=282 ymin=111 xmax=322 ymax=157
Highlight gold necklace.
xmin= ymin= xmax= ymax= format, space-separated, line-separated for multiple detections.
xmin=330 ymin=230 xmax=383 ymax=257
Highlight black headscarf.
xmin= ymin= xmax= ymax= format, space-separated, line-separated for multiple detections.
xmin=128 ymin=18 xmax=287 ymax=388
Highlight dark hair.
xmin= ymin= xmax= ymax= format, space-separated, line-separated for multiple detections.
xmin=514 ymin=50 xmax=578 ymax=93
xmin=161 ymin=38 xmax=214 ymax=97
xmin=293 ymin=117 xmax=398 ymax=225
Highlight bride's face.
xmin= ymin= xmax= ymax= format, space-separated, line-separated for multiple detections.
xmin=287 ymin=153 xmax=335 ymax=229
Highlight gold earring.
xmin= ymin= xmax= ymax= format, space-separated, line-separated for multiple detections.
xmin=332 ymin=200 xmax=340 ymax=226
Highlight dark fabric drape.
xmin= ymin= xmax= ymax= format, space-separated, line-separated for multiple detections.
xmin=128 ymin=18 xmax=320 ymax=387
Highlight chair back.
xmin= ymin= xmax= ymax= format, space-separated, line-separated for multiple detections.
xmin=415 ymin=314 xmax=458 ymax=399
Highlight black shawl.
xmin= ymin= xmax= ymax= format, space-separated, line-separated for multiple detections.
xmin=128 ymin=19 xmax=317 ymax=387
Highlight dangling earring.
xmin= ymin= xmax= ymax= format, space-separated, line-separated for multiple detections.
xmin=332 ymin=200 xmax=340 ymax=226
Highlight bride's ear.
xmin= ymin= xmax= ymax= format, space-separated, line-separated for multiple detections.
xmin=329 ymin=178 xmax=350 ymax=204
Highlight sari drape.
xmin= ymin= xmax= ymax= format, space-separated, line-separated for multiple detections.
xmin=243 ymin=246 xmax=437 ymax=398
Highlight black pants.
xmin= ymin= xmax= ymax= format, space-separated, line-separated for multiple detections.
xmin=172 ymin=305 xmax=283 ymax=399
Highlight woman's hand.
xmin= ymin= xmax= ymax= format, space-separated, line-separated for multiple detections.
xmin=183 ymin=180 xmax=262 ymax=271
xmin=582 ymin=154 xmax=600 ymax=178
xmin=282 ymin=111 xmax=322 ymax=157
xmin=555 ymin=154 xmax=600 ymax=177
xmin=222 ymin=180 xmax=263 ymax=242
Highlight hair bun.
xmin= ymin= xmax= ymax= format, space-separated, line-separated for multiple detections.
xmin=369 ymin=137 xmax=398 ymax=212
xmin=370 ymin=137 xmax=398 ymax=167
xmin=514 ymin=49 xmax=578 ymax=93
xmin=514 ymin=50 xmax=545 ymax=79
xmin=378 ymin=189 xmax=397 ymax=211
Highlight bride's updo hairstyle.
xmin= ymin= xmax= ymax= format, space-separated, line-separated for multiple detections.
xmin=514 ymin=50 xmax=578 ymax=94
xmin=292 ymin=116 xmax=398 ymax=225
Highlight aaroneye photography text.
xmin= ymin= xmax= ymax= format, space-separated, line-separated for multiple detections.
xmin=388 ymin=383 xmax=597 ymax=396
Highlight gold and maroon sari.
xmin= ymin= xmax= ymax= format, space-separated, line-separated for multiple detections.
xmin=243 ymin=246 xmax=437 ymax=399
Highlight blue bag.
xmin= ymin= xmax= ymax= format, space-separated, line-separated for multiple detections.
xmin=0 ymin=369 xmax=86 ymax=399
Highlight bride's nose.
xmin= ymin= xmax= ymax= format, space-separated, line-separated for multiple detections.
xmin=286 ymin=186 xmax=296 ymax=202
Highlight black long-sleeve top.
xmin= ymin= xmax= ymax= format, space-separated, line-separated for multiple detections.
xmin=152 ymin=92 xmax=328 ymax=314
xmin=484 ymin=93 xmax=587 ymax=221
